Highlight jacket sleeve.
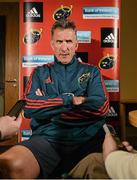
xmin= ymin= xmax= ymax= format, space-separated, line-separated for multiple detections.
xmin=79 ymin=67 xmax=109 ymax=117
xmin=23 ymin=67 xmax=73 ymax=119
xmin=105 ymin=150 xmax=137 ymax=179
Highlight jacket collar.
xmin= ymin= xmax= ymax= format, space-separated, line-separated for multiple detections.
xmin=53 ymin=55 xmax=78 ymax=72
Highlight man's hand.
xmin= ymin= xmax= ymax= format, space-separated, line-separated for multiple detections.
xmin=0 ymin=115 xmax=22 ymax=140
xmin=103 ymin=133 xmax=136 ymax=161
xmin=122 ymin=141 xmax=134 ymax=152
xmin=72 ymin=96 xmax=86 ymax=105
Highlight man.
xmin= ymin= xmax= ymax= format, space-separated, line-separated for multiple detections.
xmin=0 ymin=19 xmax=109 ymax=179
xmin=103 ymin=132 xmax=137 ymax=179
xmin=0 ymin=115 xmax=21 ymax=140
xmin=69 ymin=129 xmax=137 ymax=179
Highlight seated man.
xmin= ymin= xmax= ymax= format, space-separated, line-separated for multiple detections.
xmin=103 ymin=132 xmax=137 ymax=179
xmin=69 ymin=130 xmax=137 ymax=179
xmin=0 ymin=19 xmax=109 ymax=179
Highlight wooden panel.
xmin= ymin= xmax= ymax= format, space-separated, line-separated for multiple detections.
xmin=0 ymin=3 xmax=19 ymax=114
xmin=0 ymin=3 xmax=19 ymax=146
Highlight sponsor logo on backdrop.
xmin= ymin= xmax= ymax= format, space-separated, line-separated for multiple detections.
xmin=23 ymin=28 xmax=42 ymax=44
xmin=83 ymin=7 xmax=119 ymax=19
xmin=21 ymin=129 xmax=32 ymax=141
xmin=22 ymin=55 xmax=54 ymax=67
xmin=106 ymin=102 xmax=119 ymax=126
xmin=76 ymin=31 xmax=91 ymax=43
xmin=101 ymin=28 xmax=119 ymax=48
xmin=104 ymin=80 xmax=119 ymax=92
xmin=53 ymin=5 xmax=72 ymax=20
xmin=98 ymin=54 xmax=116 ymax=69
xmin=24 ymin=2 xmax=43 ymax=22
xmin=106 ymin=101 xmax=119 ymax=118
xmin=76 ymin=52 xmax=88 ymax=63
xmin=107 ymin=106 xmax=118 ymax=117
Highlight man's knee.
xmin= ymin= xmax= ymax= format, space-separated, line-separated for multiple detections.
xmin=0 ymin=155 xmax=24 ymax=178
xmin=0 ymin=145 xmax=40 ymax=178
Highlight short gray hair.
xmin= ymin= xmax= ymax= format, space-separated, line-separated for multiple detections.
xmin=51 ymin=19 xmax=77 ymax=37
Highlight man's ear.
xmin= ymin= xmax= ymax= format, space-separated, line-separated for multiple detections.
xmin=75 ymin=41 xmax=78 ymax=50
xmin=50 ymin=40 xmax=54 ymax=50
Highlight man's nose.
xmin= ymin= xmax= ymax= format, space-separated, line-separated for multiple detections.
xmin=60 ymin=42 xmax=68 ymax=51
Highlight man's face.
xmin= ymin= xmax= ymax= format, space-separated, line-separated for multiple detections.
xmin=51 ymin=28 xmax=78 ymax=64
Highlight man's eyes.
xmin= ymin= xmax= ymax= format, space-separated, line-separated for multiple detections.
xmin=66 ymin=40 xmax=72 ymax=43
xmin=56 ymin=40 xmax=62 ymax=44
xmin=56 ymin=40 xmax=72 ymax=44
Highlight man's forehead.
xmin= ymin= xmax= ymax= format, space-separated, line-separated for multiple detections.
xmin=53 ymin=29 xmax=76 ymax=38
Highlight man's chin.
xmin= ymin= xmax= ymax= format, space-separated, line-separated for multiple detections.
xmin=58 ymin=57 xmax=72 ymax=64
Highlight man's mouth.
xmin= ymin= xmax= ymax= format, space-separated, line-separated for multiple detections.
xmin=60 ymin=54 xmax=69 ymax=57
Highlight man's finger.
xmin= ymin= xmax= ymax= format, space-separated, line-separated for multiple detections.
xmin=16 ymin=115 xmax=22 ymax=125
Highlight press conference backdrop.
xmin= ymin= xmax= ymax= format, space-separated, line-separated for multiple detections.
xmin=19 ymin=0 xmax=120 ymax=141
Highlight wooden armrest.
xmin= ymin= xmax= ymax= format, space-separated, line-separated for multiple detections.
xmin=129 ymin=110 xmax=137 ymax=127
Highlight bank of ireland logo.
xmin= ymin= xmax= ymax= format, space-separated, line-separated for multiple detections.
xmin=24 ymin=2 xmax=43 ymax=22
xmin=101 ymin=28 xmax=119 ymax=48
xmin=53 ymin=5 xmax=73 ymax=21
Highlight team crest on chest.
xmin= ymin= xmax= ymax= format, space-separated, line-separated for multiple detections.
xmin=78 ymin=72 xmax=90 ymax=84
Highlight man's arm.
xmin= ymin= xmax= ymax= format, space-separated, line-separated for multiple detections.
xmin=103 ymin=133 xmax=137 ymax=179
xmin=0 ymin=115 xmax=22 ymax=140
xmin=24 ymin=67 xmax=74 ymax=119
xmin=76 ymin=67 xmax=109 ymax=117
xmin=57 ymin=67 xmax=109 ymax=120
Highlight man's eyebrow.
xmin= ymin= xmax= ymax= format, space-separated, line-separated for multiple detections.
xmin=56 ymin=40 xmax=63 ymax=42
xmin=66 ymin=40 xmax=72 ymax=42
xmin=56 ymin=40 xmax=73 ymax=42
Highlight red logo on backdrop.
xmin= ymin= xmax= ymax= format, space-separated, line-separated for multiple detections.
xmin=98 ymin=54 xmax=116 ymax=70
xmin=23 ymin=28 xmax=42 ymax=44
xmin=99 ymin=54 xmax=117 ymax=80
xmin=53 ymin=5 xmax=73 ymax=21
